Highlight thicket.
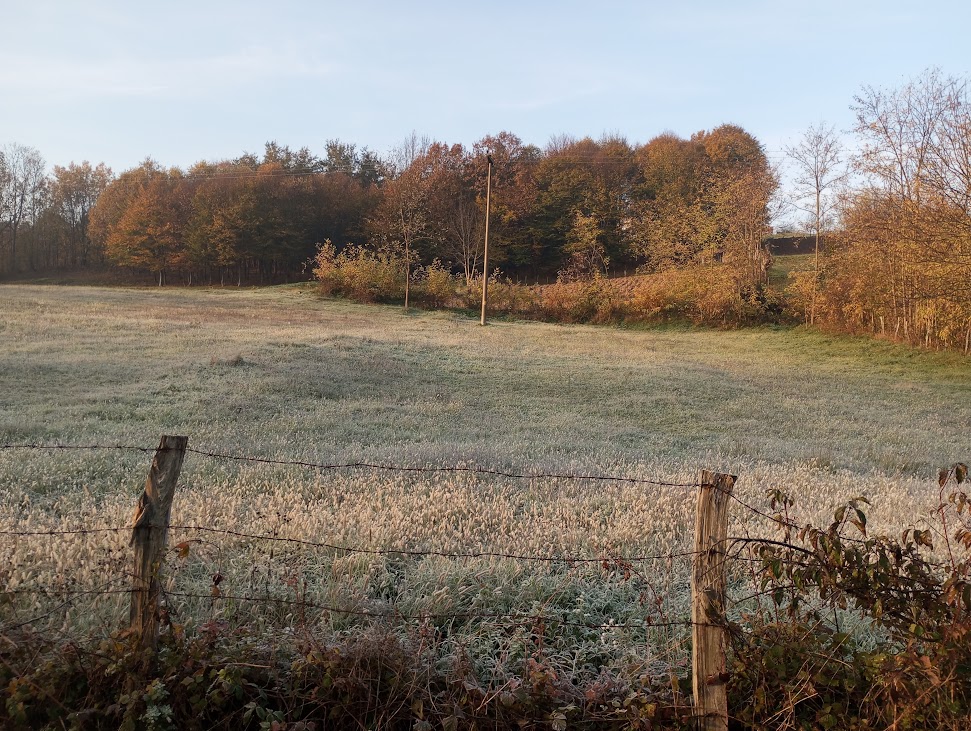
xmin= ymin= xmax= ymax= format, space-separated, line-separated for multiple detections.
xmin=786 ymin=70 xmax=971 ymax=353
xmin=730 ymin=463 xmax=971 ymax=729
xmin=311 ymin=242 xmax=783 ymax=328
xmin=2 ymin=466 xmax=969 ymax=729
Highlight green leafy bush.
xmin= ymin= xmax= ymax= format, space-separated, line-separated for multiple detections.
xmin=732 ymin=464 xmax=971 ymax=730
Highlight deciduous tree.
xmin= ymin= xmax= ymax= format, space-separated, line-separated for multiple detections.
xmin=785 ymin=123 xmax=845 ymax=323
xmin=814 ymin=69 xmax=971 ymax=350
xmin=49 ymin=161 xmax=113 ymax=267
xmin=423 ymin=142 xmax=483 ymax=283
xmin=0 ymin=143 xmax=46 ymax=274
xmin=367 ymin=133 xmax=433 ymax=306
xmin=91 ymin=162 xmax=190 ymax=285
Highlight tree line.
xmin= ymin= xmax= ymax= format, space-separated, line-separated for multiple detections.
xmin=2 ymin=69 xmax=969 ymax=351
xmin=0 ymin=146 xmax=111 ymax=276
xmin=0 ymin=126 xmax=775 ymax=290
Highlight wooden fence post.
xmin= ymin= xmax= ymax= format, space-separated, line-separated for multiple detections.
xmin=692 ymin=470 xmax=736 ymax=731
xmin=130 ymin=435 xmax=188 ymax=648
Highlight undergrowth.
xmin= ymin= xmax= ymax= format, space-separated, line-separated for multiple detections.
xmin=1 ymin=623 xmax=690 ymax=730
xmin=729 ymin=463 xmax=971 ymax=729
xmin=3 ymin=465 xmax=970 ymax=729
xmin=310 ymin=243 xmax=785 ymax=329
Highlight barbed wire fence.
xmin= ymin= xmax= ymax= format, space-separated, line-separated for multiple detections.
xmin=0 ymin=435 xmax=819 ymax=729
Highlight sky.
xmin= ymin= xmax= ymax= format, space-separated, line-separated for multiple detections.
xmin=2 ymin=0 xmax=970 ymax=174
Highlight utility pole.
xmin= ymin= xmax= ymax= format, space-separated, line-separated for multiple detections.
xmin=401 ymin=208 xmax=410 ymax=311
xmin=480 ymin=154 xmax=494 ymax=326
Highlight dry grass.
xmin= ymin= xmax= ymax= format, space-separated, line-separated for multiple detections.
xmin=1 ymin=282 xmax=968 ymax=679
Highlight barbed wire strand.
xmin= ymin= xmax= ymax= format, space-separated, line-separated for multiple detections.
xmin=0 ymin=525 xmax=704 ymax=564
xmin=0 ymin=578 xmax=132 ymax=633
xmin=184 ymin=446 xmax=701 ymax=488
xmin=0 ymin=443 xmax=158 ymax=454
xmin=0 ymin=443 xmax=701 ymax=488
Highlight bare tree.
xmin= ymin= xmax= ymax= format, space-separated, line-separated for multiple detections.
xmin=924 ymin=76 xmax=971 ymax=238
xmin=50 ymin=161 xmax=114 ymax=267
xmin=786 ymin=123 xmax=845 ymax=323
xmin=441 ymin=187 xmax=483 ymax=284
xmin=419 ymin=143 xmax=485 ymax=284
xmin=852 ymin=69 xmax=955 ymax=206
xmin=367 ymin=132 xmax=432 ymax=308
xmin=0 ymin=150 xmax=10 ymax=273
xmin=390 ymin=131 xmax=431 ymax=175
xmin=838 ymin=69 xmax=971 ymax=348
xmin=0 ymin=143 xmax=47 ymax=274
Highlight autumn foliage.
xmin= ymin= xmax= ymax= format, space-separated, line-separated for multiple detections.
xmin=3 ymin=71 xmax=971 ymax=352
xmin=788 ymin=70 xmax=971 ymax=351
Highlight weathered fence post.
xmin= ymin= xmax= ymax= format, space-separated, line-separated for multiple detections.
xmin=130 ymin=435 xmax=188 ymax=648
xmin=692 ymin=470 xmax=736 ymax=731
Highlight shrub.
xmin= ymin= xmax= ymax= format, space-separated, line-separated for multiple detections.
xmin=459 ymin=273 xmax=535 ymax=317
xmin=311 ymin=241 xmax=405 ymax=303
xmin=413 ymin=260 xmax=459 ymax=308
xmin=732 ymin=465 xmax=971 ymax=730
xmin=623 ymin=266 xmax=748 ymax=327
xmin=312 ymin=249 xmax=788 ymax=331
xmin=528 ymin=278 xmax=616 ymax=324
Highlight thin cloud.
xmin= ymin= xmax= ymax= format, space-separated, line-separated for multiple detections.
xmin=0 ymin=45 xmax=335 ymax=101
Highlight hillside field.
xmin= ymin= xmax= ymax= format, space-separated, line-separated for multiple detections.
xmin=1 ymin=282 xmax=970 ymax=683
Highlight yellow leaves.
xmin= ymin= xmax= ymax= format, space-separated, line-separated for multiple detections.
xmin=211 ymin=571 xmax=224 ymax=599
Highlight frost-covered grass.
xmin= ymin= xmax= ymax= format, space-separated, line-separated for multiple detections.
xmin=1 ymin=283 xmax=968 ymax=678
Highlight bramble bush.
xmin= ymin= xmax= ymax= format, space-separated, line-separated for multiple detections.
xmin=0 ymin=621 xmax=692 ymax=730
xmin=730 ymin=463 xmax=971 ymax=730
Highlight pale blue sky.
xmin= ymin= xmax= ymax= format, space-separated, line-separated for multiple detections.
xmin=2 ymin=0 xmax=969 ymax=172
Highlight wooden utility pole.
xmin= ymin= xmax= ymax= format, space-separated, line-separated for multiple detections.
xmin=692 ymin=471 xmax=736 ymax=731
xmin=480 ymin=154 xmax=494 ymax=326
xmin=130 ymin=435 xmax=188 ymax=648
xmin=402 ymin=208 xmax=410 ymax=310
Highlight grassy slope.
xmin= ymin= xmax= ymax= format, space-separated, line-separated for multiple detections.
xmin=1 ymin=282 xmax=968 ymax=680
xmin=1 ymin=282 xmax=967 ymax=475
xmin=767 ymin=253 xmax=814 ymax=290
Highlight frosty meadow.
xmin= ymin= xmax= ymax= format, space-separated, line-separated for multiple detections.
xmin=1 ymin=283 xmax=969 ymax=728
